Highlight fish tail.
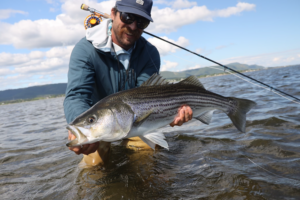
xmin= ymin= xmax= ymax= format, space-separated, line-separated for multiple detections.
xmin=227 ymin=97 xmax=256 ymax=132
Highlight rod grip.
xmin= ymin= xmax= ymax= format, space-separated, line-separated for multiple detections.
xmin=102 ymin=13 xmax=111 ymax=19
xmin=81 ymin=4 xmax=89 ymax=11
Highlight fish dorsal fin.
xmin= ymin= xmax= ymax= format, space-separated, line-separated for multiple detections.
xmin=141 ymin=73 xmax=169 ymax=87
xmin=178 ymin=76 xmax=205 ymax=89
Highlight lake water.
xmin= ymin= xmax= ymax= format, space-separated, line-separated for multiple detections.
xmin=1 ymin=65 xmax=300 ymax=199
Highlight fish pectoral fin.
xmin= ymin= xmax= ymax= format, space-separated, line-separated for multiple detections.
xmin=195 ymin=110 xmax=215 ymax=125
xmin=140 ymin=132 xmax=169 ymax=150
xmin=134 ymin=110 xmax=153 ymax=124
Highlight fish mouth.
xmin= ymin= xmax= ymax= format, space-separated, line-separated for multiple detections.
xmin=66 ymin=125 xmax=88 ymax=147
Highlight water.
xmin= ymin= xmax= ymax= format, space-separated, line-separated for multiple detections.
xmin=1 ymin=65 xmax=300 ymax=199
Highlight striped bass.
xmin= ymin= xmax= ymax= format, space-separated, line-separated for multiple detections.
xmin=66 ymin=74 xmax=256 ymax=149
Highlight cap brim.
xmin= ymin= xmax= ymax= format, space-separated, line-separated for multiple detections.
xmin=116 ymin=5 xmax=153 ymax=22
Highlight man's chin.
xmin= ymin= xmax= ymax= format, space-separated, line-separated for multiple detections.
xmin=120 ymin=40 xmax=135 ymax=50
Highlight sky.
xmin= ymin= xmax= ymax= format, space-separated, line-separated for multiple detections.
xmin=0 ymin=0 xmax=300 ymax=91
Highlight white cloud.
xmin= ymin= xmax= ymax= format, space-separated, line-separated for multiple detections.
xmin=0 ymin=1 xmax=255 ymax=49
xmin=0 ymin=9 xmax=27 ymax=20
xmin=0 ymin=46 xmax=73 ymax=90
xmin=185 ymin=64 xmax=202 ymax=71
xmin=155 ymin=0 xmax=197 ymax=9
xmin=172 ymin=0 xmax=197 ymax=9
xmin=0 ymin=0 xmax=115 ymax=49
xmin=148 ymin=2 xmax=256 ymax=33
xmin=161 ymin=60 xmax=178 ymax=71
xmin=148 ymin=36 xmax=189 ymax=56
xmin=195 ymin=48 xmax=202 ymax=54
xmin=221 ymin=49 xmax=300 ymax=67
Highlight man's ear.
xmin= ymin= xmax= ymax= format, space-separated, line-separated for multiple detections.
xmin=111 ymin=8 xmax=116 ymax=20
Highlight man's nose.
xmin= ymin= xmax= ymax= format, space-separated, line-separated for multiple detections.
xmin=128 ymin=20 xmax=138 ymax=30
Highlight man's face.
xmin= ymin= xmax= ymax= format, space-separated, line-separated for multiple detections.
xmin=111 ymin=9 xmax=143 ymax=50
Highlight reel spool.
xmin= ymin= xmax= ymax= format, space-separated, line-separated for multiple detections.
xmin=84 ymin=14 xmax=102 ymax=29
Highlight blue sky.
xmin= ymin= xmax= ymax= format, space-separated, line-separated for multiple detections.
xmin=0 ymin=0 xmax=300 ymax=90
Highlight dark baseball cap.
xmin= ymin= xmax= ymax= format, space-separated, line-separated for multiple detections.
xmin=115 ymin=0 xmax=153 ymax=22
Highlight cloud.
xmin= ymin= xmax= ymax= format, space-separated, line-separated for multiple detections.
xmin=148 ymin=2 xmax=255 ymax=33
xmin=161 ymin=60 xmax=178 ymax=71
xmin=0 ymin=1 xmax=255 ymax=49
xmin=148 ymin=36 xmax=189 ymax=56
xmin=0 ymin=0 xmax=115 ymax=49
xmin=221 ymin=49 xmax=300 ymax=67
xmin=185 ymin=64 xmax=202 ymax=71
xmin=0 ymin=45 xmax=74 ymax=90
xmin=172 ymin=0 xmax=197 ymax=9
xmin=0 ymin=9 xmax=28 ymax=20
xmin=155 ymin=0 xmax=197 ymax=9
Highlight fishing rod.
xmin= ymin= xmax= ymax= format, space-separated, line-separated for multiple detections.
xmin=142 ymin=31 xmax=300 ymax=104
xmin=80 ymin=4 xmax=300 ymax=104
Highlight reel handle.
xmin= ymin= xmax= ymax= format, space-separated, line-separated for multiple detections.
xmin=81 ymin=4 xmax=111 ymax=19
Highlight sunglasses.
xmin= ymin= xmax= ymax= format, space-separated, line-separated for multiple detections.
xmin=118 ymin=11 xmax=150 ymax=30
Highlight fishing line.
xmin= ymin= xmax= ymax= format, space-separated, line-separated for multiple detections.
xmin=143 ymin=31 xmax=300 ymax=105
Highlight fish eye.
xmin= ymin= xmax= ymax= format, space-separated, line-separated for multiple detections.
xmin=87 ymin=115 xmax=97 ymax=124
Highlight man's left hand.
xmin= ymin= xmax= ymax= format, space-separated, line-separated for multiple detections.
xmin=170 ymin=105 xmax=193 ymax=127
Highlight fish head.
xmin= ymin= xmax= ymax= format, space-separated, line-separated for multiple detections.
xmin=66 ymin=103 xmax=135 ymax=147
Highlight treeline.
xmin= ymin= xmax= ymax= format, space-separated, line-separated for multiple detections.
xmin=0 ymin=83 xmax=67 ymax=102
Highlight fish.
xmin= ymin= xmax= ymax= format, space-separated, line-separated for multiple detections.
xmin=66 ymin=74 xmax=256 ymax=150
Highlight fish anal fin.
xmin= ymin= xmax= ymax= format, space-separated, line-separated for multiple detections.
xmin=195 ymin=110 xmax=215 ymax=125
xmin=179 ymin=76 xmax=205 ymax=89
xmin=139 ymin=136 xmax=156 ymax=150
xmin=144 ymin=132 xmax=169 ymax=150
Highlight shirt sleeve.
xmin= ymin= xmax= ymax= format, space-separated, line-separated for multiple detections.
xmin=136 ymin=42 xmax=161 ymax=87
xmin=63 ymin=40 xmax=95 ymax=124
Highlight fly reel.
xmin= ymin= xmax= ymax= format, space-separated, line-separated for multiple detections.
xmin=81 ymin=3 xmax=111 ymax=29
xmin=84 ymin=14 xmax=102 ymax=29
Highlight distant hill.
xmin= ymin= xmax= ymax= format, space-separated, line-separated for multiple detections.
xmin=0 ymin=63 xmax=265 ymax=103
xmin=160 ymin=62 xmax=265 ymax=79
xmin=0 ymin=83 xmax=67 ymax=102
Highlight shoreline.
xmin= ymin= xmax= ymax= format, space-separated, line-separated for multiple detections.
xmin=0 ymin=70 xmax=257 ymax=106
xmin=0 ymin=94 xmax=65 ymax=106
xmin=0 ymin=66 xmax=290 ymax=106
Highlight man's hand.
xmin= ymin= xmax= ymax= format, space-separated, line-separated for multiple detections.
xmin=68 ymin=131 xmax=99 ymax=155
xmin=170 ymin=105 xmax=193 ymax=127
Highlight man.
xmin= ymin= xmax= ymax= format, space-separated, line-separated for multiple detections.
xmin=64 ymin=0 xmax=192 ymax=165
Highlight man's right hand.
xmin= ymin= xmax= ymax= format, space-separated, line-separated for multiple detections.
xmin=68 ymin=131 xmax=99 ymax=155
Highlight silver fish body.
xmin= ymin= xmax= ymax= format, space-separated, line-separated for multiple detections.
xmin=66 ymin=74 xmax=256 ymax=149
